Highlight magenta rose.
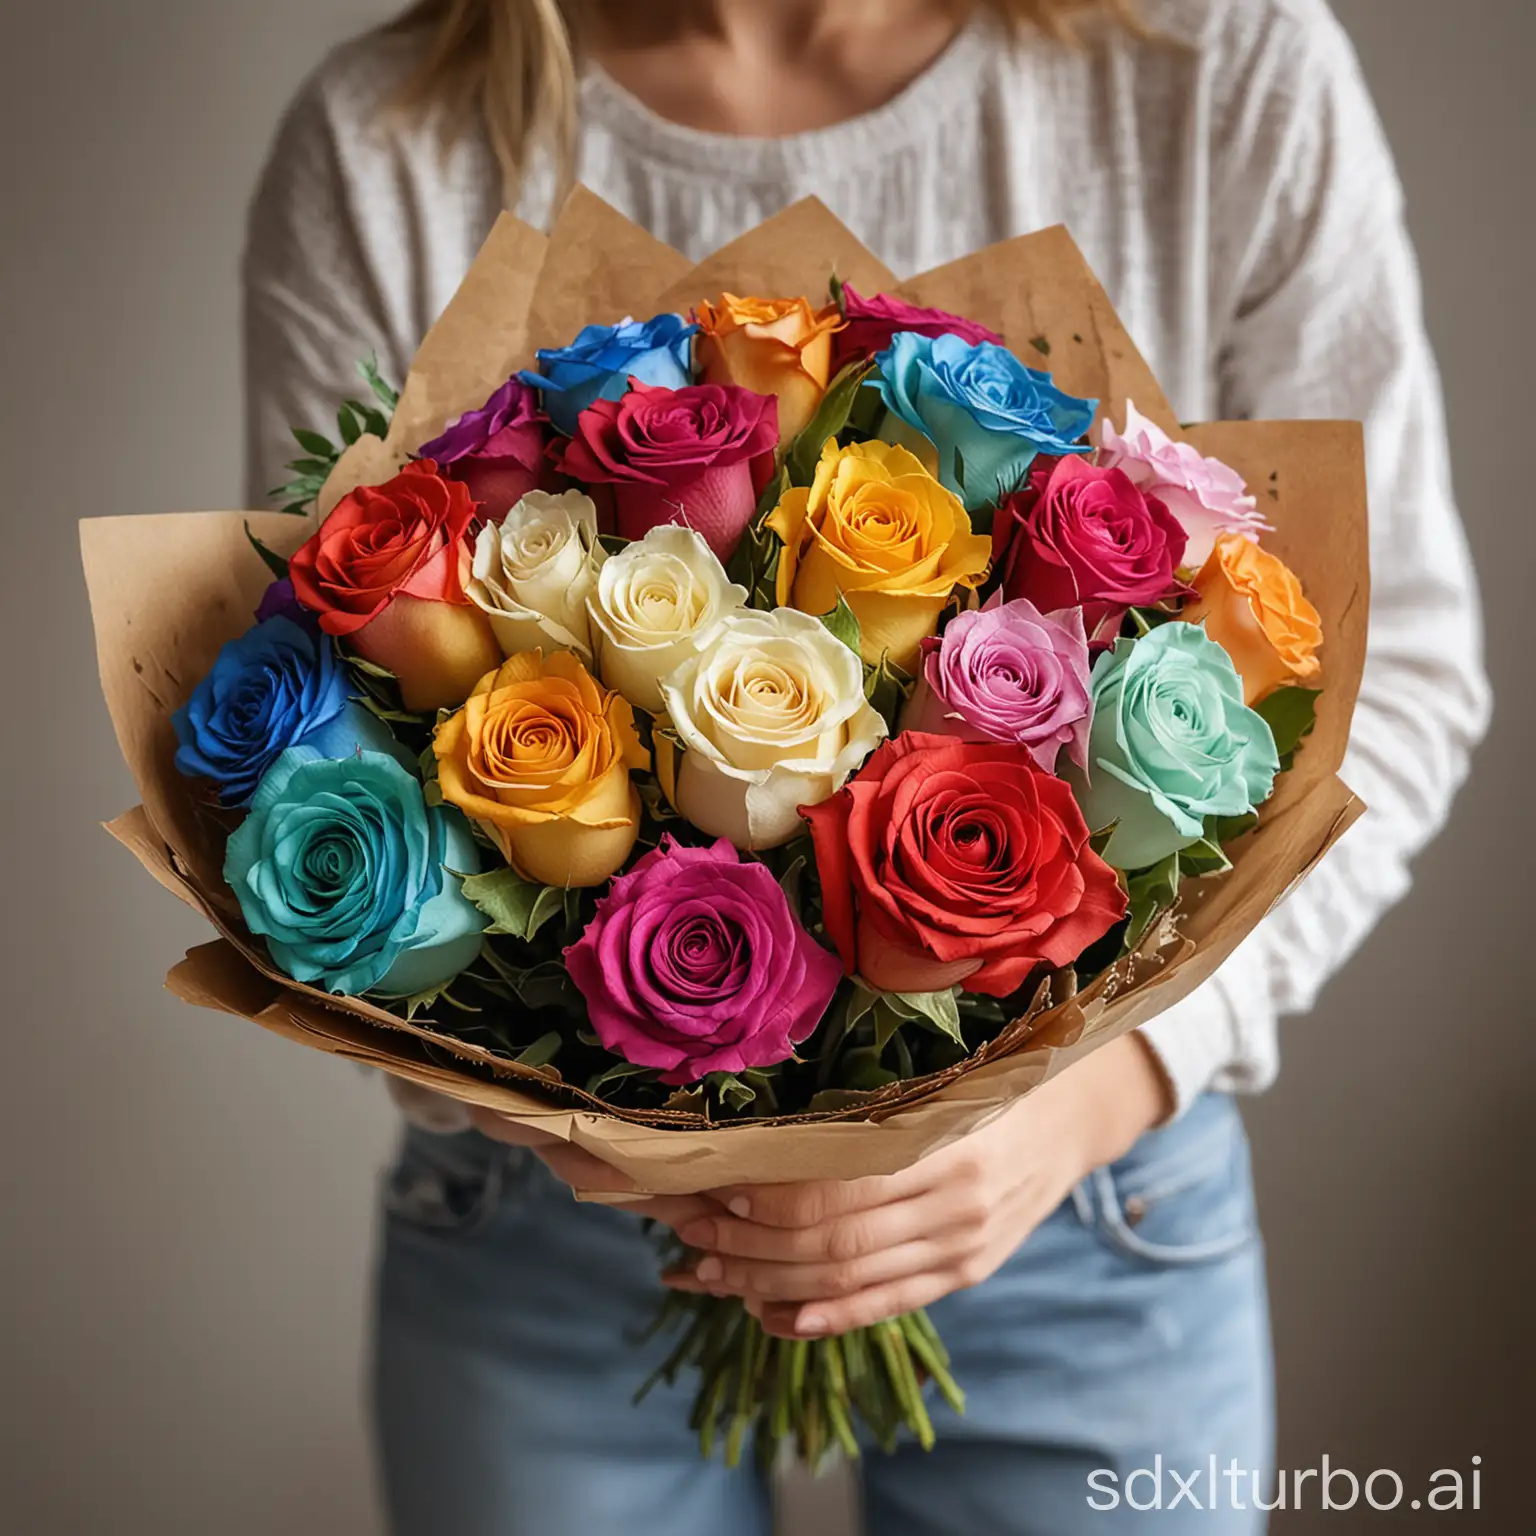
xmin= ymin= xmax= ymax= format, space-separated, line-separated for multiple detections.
xmin=993 ymin=455 xmax=1191 ymax=639
xmin=831 ymin=284 xmax=1005 ymax=372
xmin=902 ymin=594 xmax=1092 ymax=772
xmin=416 ymin=375 xmax=553 ymax=519
xmin=565 ymin=836 xmax=842 ymax=1085
xmin=556 ymin=380 xmax=778 ymax=563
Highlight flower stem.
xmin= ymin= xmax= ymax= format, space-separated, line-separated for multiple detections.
xmin=647 ymin=1291 xmax=963 ymax=1468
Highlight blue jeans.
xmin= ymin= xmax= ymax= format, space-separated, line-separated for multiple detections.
xmin=373 ymin=1092 xmax=1273 ymax=1534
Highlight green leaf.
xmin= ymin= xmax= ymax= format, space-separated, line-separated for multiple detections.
xmin=839 ymin=1046 xmax=899 ymax=1093
xmin=587 ymin=1059 xmax=654 ymax=1095
xmin=706 ymin=1072 xmax=758 ymax=1113
xmin=1089 ymin=821 xmax=1119 ymax=860
xmin=244 ymin=521 xmax=289 ymax=580
xmin=291 ymin=427 xmax=335 ymax=457
xmin=952 ymin=444 xmax=967 ymax=495
xmin=818 ymin=595 xmax=862 ymax=659
xmin=777 ymin=853 xmax=807 ymax=912
xmin=358 ymin=354 xmax=401 ymax=412
xmin=828 ymin=271 xmax=848 ymax=319
xmin=863 ymin=653 xmax=913 ymax=733
xmin=285 ymin=456 xmax=335 ymax=478
xmin=513 ymin=1031 xmax=563 ymax=1070
xmin=1210 ymin=811 xmax=1259 ymax=844
xmin=1255 ymin=686 xmax=1321 ymax=766
xmin=337 ymin=402 xmax=363 ymax=446
xmin=1177 ymin=836 xmax=1232 ymax=878
xmin=893 ymin=987 xmax=965 ymax=1048
xmin=1124 ymin=851 xmax=1181 ymax=950
xmin=787 ymin=361 xmax=875 ymax=486
xmin=458 ymin=867 xmax=565 ymax=941
xmin=724 ymin=489 xmax=787 ymax=613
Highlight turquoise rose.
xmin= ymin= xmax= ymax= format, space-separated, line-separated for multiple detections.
xmin=225 ymin=747 xmax=487 ymax=997
xmin=872 ymin=331 xmax=1097 ymax=513
xmin=1070 ymin=625 xmax=1280 ymax=871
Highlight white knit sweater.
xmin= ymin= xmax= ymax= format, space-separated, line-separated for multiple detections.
xmin=243 ymin=0 xmax=1489 ymax=1121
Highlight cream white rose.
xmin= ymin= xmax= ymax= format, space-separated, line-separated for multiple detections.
xmin=587 ymin=524 xmax=747 ymax=714
xmin=656 ymin=608 xmax=888 ymax=850
xmin=468 ymin=490 xmax=603 ymax=660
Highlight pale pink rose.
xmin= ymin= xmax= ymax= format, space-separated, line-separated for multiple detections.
xmin=1097 ymin=402 xmax=1271 ymax=568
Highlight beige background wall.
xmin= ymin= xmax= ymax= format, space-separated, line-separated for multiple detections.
xmin=0 ymin=2 xmax=1529 ymax=1532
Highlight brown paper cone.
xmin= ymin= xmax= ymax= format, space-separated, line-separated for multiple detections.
xmin=84 ymin=190 xmax=1366 ymax=1195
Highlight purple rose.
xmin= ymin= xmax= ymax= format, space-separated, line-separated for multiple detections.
xmin=255 ymin=577 xmax=312 ymax=628
xmin=416 ymin=376 xmax=552 ymax=519
xmin=831 ymin=283 xmax=1004 ymax=372
xmin=902 ymin=595 xmax=1093 ymax=772
xmin=565 ymin=836 xmax=842 ymax=1085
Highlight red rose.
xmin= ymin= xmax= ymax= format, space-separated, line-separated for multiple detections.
xmin=993 ymin=456 xmax=1191 ymax=640
xmin=802 ymin=732 xmax=1125 ymax=997
xmin=288 ymin=461 xmax=500 ymax=711
xmin=556 ymin=379 xmax=778 ymax=562
xmin=831 ymin=283 xmax=1005 ymax=372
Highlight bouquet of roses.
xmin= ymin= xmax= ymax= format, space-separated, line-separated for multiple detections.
xmin=84 ymin=191 xmax=1367 ymax=1468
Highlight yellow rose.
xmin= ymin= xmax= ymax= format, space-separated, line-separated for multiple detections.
xmin=1182 ymin=533 xmax=1323 ymax=705
xmin=765 ymin=439 xmax=992 ymax=671
xmin=694 ymin=293 xmax=843 ymax=445
xmin=433 ymin=651 xmax=648 ymax=888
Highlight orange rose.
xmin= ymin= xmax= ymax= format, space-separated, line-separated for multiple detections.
xmin=433 ymin=651 xmax=649 ymax=888
xmin=1182 ymin=533 xmax=1322 ymax=705
xmin=694 ymin=294 xmax=844 ymax=446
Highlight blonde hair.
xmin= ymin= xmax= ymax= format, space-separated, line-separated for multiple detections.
xmin=390 ymin=1 xmax=1137 ymax=208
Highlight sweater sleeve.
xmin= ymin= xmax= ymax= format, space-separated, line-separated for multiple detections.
xmin=1138 ymin=2 xmax=1491 ymax=1113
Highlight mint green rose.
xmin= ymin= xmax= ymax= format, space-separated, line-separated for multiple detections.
xmin=1071 ymin=625 xmax=1280 ymax=871
xmin=225 ymin=747 xmax=487 ymax=997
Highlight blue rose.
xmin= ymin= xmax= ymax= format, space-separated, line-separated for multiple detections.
xmin=172 ymin=616 xmax=398 ymax=808
xmin=872 ymin=332 xmax=1097 ymax=512
xmin=225 ymin=748 xmax=488 ymax=997
xmin=520 ymin=313 xmax=697 ymax=435
xmin=1068 ymin=624 xmax=1281 ymax=871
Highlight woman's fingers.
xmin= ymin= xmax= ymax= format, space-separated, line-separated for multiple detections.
xmin=708 ymin=1162 xmax=939 ymax=1232
xmin=673 ymin=1187 xmax=986 ymax=1287
xmin=757 ymin=1273 xmax=961 ymax=1338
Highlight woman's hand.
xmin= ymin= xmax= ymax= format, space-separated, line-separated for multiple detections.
xmin=659 ymin=1034 xmax=1173 ymax=1338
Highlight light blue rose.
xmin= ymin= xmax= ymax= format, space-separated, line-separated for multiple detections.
xmin=173 ymin=616 xmax=398 ymax=807
xmin=872 ymin=331 xmax=1097 ymax=512
xmin=225 ymin=748 xmax=487 ymax=997
xmin=520 ymin=313 xmax=697 ymax=435
xmin=1070 ymin=624 xmax=1280 ymax=871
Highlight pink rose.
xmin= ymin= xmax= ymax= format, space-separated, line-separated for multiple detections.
xmin=993 ymin=456 xmax=1191 ymax=640
xmin=417 ymin=376 xmax=554 ymax=520
xmin=564 ymin=837 xmax=842 ymax=1084
xmin=831 ymin=283 xmax=1005 ymax=372
xmin=1097 ymin=402 xmax=1271 ymax=567
xmin=902 ymin=594 xmax=1092 ymax=772
xmin=557 ymin=380 xmax=779 ymax=562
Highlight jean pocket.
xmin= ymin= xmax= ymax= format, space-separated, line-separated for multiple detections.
xmin=382 ymin=1127 xmax=530 ymax=1238
xmin=1089 ymin=1094 xmax=1256 ymax=1267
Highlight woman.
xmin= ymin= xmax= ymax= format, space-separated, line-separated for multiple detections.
xmin=244 ymin=2 xmax=1489 ymax=1532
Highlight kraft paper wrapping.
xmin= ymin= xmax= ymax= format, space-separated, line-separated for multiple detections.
xmin=83 ymin=191 xmax=1367 ymax=1196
